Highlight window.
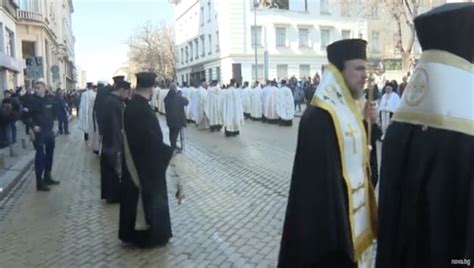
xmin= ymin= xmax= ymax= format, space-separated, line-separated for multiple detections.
xmin=207 ymin=0 xmax=211 ymax=22
xmin=208 ymin=34 xmax=212 ymax=55
xmin=251 ymin=26 xmax=262 ymax=47
xmin=299 ymin=28 xmax=309 ymax=47
xmin=342 ymin=30 xmax=351 ymax=40
xmin=195 ymin=39 xmax=199 ymax=59
xmin=341 ymin=0 xmax=350 ymax=17
xmin=19 ymin=0 xmax=40 ymax=12
xmin=189 ymin=42 xmax=193 ymax=62
xmin=208 ymin=68 xmax=213 ymax=81
xmin=359 ymin=32 xmax=363 ymax=39
xmin=0 ymin=24 xmax=3 ymax=53
xmin=321 ymin=29 xmax=330 ymax=48
xmin=5 ymin=28 xmax=14 ymax=57
xmin=275 ymin=27 xmax=286 ymax=47
xmin=181 ymin=48 xmax=184 ymax=64
xmin=216 ymin=66 xmax=221 ymax=82
xmin=289 ymin=0 xmax=308 ymax=12
xmin=185 ymin=46 xmax=189 ymax=63
xmin=299 ymin=64 xmax=310 ymax=79
xmin=181 ymin=75 xmax=185 ymax=83
xmin=277 ymin=64 xmax=288 ymax=79
xmin=201 ymin=35 xmax=205 ymax=57
xmin=371 ymin=4 xmax=379 ymax=18
xmin=251 ymin=64 xmax=264 ymax=81
xmin=201 ymin=7 xmax=204 ymax=26
xmin=371 ymin=31 xmax=380 ymax=52
xmin=320 ymin=0 xmax=330 ymax=14
xmin=216 ymin=31 xmax=220 ymax=52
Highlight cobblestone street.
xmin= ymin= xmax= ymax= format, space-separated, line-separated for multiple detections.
xmin=0 ymin=115 xmax=299 ymax=268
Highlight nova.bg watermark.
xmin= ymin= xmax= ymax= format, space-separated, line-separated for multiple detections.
xmin=451 ymin=258 xmax=471 ymax=266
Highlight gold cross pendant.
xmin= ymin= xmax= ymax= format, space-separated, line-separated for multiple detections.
xmin=345 ymin=124 xmax=358 ymax=154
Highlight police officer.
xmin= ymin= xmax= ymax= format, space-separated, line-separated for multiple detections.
xmin=28 ymin=79 xmax=60 ymax=191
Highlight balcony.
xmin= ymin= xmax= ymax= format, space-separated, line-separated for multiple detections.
xmin=17 ymin=9 xmax=43 ymax=22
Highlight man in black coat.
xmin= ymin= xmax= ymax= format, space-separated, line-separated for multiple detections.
xmin=100 ymin=81 xmax=130 ymax=203
xmin=54 ymin=89 xmax=69 ymax=135
xmin=164 ymin=82 xmax=189 ymax=150
xmin=119 ymin=72 xmax=174 ymax=248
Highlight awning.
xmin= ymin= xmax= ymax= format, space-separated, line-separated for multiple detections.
xmin=0 ymin=52 xmax=23 ymax=72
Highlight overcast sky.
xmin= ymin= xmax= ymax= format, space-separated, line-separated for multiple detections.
xmin=73 ymin=0 xmax=174 ymax=83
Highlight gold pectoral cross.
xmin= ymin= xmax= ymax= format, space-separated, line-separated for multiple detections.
xmin=345 ymin=124 xmax=358 ymax=154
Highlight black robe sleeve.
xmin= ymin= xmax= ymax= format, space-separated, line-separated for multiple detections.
xmin=278 ymin=106 xmax=355 ymax=268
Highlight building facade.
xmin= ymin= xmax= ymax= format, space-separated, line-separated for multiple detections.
xmin=15 ymin=0 xmax=76 ymax=90
xmin=0 ymin=0 xmax=23 ymax=92
xmin=172 ymin=0 xmax=368 ymax=85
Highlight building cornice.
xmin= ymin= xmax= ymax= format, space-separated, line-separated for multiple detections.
xmin=16 ymin=21 xmax=59 ymax=47
xmin=0 ymin=6 xmax=18 ymax=23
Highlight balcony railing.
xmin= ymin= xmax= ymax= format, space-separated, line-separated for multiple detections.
xmin=17 ymin=9 xmax=43 ymax=22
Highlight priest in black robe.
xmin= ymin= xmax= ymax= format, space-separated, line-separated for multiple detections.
xmin=278 ymin=39 xmax=379 ymax=268
xmin=376 ymin=4 xmax=474 ymax=268
xmin=119 ymin=72 xmax=174 ymax=248
xmin=100 ymin=81 xmax=130 ymax=203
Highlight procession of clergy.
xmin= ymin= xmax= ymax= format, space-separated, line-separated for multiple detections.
xmin=153 ymin=78 xmax=296 ymax=137
xmin=73 ymin=3 xmax=472 ymax=268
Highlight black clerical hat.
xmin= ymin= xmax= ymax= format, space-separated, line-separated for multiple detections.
xmin=112 ymin=75 xmax=125 ymax=84
xmin=327 ymin=39 xmax=368 ymax=71
xmin=414 ymin=3 xmax=474 ymax=62
xmin=136 ymin=72 xmax=156 ymax=88
xmin=86 ymin=82 xmax=93 ymax=87
xmin=115 ymin=80 xmax=131 ymax=90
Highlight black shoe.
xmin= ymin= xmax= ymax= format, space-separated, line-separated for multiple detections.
xmin=44 ymin=179 xmax=60 ymax=185
xmin=65 ymin=131 xmax=70 ymax=135
xmin=37 ymin=185 xmax=51 ymax=191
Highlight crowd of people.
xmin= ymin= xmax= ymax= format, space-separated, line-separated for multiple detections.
xmin=0 ymin=87 xmax=83 ymax=150
xmin=3 ymin=3 xmax=471 ymax=267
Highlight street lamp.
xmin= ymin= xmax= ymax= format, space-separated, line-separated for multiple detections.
xmin=254 ymin=0 xmax=258 ymax=82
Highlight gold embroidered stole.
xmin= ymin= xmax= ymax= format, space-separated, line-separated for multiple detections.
xmin=311 ymin=64 xmax=377 ymax=261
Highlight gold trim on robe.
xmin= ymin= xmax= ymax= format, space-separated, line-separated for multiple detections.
xmin=311 ymin=64 xmax=377 ymax=263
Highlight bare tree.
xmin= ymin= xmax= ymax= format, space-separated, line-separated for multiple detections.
xmin=128 ymin=22 xmax=176 ymax=81
xmin=339 ymin=0 xmax=429 ymax=70
xmin=380 ymin=0 xmax=426 ymax=69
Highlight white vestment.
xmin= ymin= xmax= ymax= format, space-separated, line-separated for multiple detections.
xmin=152 ymin=87 xmax=160 ymax=110
xmin=158 ymin=89 xmax=169 ymax=114
xmin=380 ymin=92 xmax=401 ymax=134
xmin=78 ymin=89 xmax=99 ymax=149
xmin=261 ymin=85 xmax=272 ymax=113
xmin=193 ymin=87 xmax=209 ymax=129
xmin=223 ymin=87 xmax=244 ymax=132
xmin=263 ymin=86 xmax=279 ymax=120
xmin=206 ymin=86 xmax=224 ymax=126
xmin=276 ymin=86 xmax=295 ymax=121
xmin=241 ymin=87 xmax=252 ymax=115
xmin=188 ymin=87 xmax=199 ymax=121
xmin=250 ymin=86 xmax=263 ymax=119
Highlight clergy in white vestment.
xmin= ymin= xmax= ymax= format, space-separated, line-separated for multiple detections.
xmin=206 ymin=80 xmax=224 ymax=132
xmin=223 ymin=79 xmax=245 ymax=137
xmin=182 ymin=82 xmax=195 ymax=122
xmin=261 ymin=81 xmax=273 ymax=122
xmin=276 ymin=80 xmax=295 ymax=126
xmin=241 ymin=82 xmax=252 ymax=119
xmin=379 ymin=83 xmax=400 ymax=135
xmin=249 ymin=81 xmax=263 ymax=120
xmin=78 ymin=82 xmax=99 ymax=151
xmin=158 ymin=88 xmax=169 ymax=115
xmin=189 ymin=84 xmax=200 ymax=123
xmin=192 ymin=81 xmax=210 ymax=130
xmin=152 ymin=86 xmax=161 ymax=111
xmin=263 ymin=81 xmax=280 ymax=124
